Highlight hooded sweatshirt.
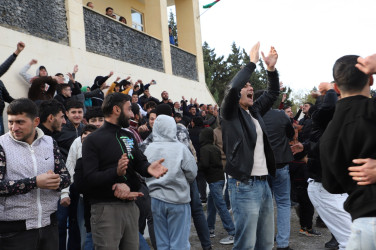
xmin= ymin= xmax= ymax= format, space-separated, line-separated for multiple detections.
xmin=144 ymin=115 xmax=197 ymax=204
xmin=199 ymin=127 xmax=225 ymax=183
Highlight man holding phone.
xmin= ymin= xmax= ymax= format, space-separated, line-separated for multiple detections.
xmin=82 ymin=93 xmax=167 ymax=250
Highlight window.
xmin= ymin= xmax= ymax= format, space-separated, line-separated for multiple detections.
xmin=131 ymin=9 xmax=144 ymax=31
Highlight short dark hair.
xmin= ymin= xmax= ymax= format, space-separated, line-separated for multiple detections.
xmin=119 ymin=16 xmax=127 ymax=23
xmin=192 ymin=116 xmax=204 ymax=127
xmin=7 ymin=98 xmax=38 ymax=120
xmin=106 ymin=7 xmax=113 ymax=12
xmin=333 ymin=55 xmax=369 ymax=93
xmin=149 ymin=109 xmax=157 ymax=116
xmin=283 ymin=106 xmax=291 ymax=111
xmin=55 ymin=73 xmax=63 ymax=77
xmin=304 ymin=102 xmax=313 ymax=106
xmin=38 ymin=99 xmax=66 ymax=123
xmin=132 ymin=92 xmax=138 ymax=97
xmin=85 ymin=106 xmax=104 ymax=121
xmin=131 ymin=103 xmax=140 ymax=116
xmin=156 ymin=104 xmax=172 ymax=116
xmin=65 ymin=100 xmax=84 ymax=112
xmin=102 ymin=93 xmax=131 ymax=117
xmin=81 ymin=124 xmax=97 ymax=136
xmin=56 ymin=83 xmax=70 ymax=94
xmin=145 ymin=101 xmax=157 ymax=110
xmin=86 ymin=2 xmax=92 ymax=6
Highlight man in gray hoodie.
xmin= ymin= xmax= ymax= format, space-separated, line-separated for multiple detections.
xmin=144 ymin=115 xmax=197 ymax=250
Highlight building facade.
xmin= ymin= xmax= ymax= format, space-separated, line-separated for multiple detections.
xmin=0 ymin=0 xmax=214 ymax=118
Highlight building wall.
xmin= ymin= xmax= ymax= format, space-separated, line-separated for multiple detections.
xmin=0 ymin=0 xmax=69 ymax=45
xmin=84 ymin=0 xmax=146 ymax=34
xmin=0 ymin=0 xmax=215 ymax=130
xmin=0 ymin=27 xmax=215 ymax=130
xmin=84 ymin=8 xmax=164 ymax=72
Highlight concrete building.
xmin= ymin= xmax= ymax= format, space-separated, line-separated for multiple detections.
xmin=0 ymin=0 xmax=214 ymax=123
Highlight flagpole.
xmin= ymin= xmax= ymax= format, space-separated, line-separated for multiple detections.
xmin=197 ymin=0 xmax=221 ymax=19
xmin=197 ymin=8 xmax=211 ymax=19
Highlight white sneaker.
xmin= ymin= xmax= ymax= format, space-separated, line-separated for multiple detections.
xmin=209 ymin=230 xmax=215 ymax=238
xmin=219 ymin=235 xmax=234 ymax=245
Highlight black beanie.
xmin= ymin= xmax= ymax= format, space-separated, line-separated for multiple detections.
xmin=156 ymin=104 xmax=172 ymax=116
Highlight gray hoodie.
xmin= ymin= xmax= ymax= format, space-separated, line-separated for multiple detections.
xmin=144 ymin=115 xmax=197 ymax=204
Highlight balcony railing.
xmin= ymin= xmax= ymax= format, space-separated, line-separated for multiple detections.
xmin=170 ymin=45 xmax=198 ymax=81
xmin=0 ymin=0 xmax=69 ymax=45
xmin=83 ymin=8 xmax=164 ymax=72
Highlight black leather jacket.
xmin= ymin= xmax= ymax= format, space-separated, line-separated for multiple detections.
xmin=262 ymin=109 xmax=294 ymax=165
xmin=220 ymin=62 xmax=279 ymax=182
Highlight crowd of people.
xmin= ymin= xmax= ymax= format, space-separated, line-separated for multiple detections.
xmin=0 ymin=39 xmax=375 ymax=250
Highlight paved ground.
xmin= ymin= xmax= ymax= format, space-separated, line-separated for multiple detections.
xmin=189 ymin=203 xmax=333 ymax=250
xmin=145 ymin=203 xmax=335 ymax=250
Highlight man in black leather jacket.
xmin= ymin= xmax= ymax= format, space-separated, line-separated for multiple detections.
xmin=221 ymin=42 xmax=280 ymax=250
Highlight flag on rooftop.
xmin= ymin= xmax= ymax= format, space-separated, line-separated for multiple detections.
xmin=203 ymin=0 xmax=221 ymax=9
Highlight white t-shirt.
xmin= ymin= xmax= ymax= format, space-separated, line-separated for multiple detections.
xmin=247 ymin=110 xmax=268 ymax=176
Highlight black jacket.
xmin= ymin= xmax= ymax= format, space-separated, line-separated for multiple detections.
xmin=55 ymin=120 xmax=84 ymax=160
xmin=306 ymin=89 xmax=337 ymax=181
xmin=0 ymin=53 xmax=17 ymax=78
xmin=199 ymin=128 xmax=224 ymax=183
xmin=0 ymin=80 xmax=14 ymax=114
xmin=91 ymin=76 xmax=108 ymax=107
xmin=221 ymin=62 xmax=279 ymax=182
xmin=262 ymin=109 xmax=294 ymax=165
xmin=82 ymin=121 xmax=151 ymax=204
xmin=298 ymin=115 xmax=312 ymax=144
xmin=189 ymin=126 xmax=203 ymax=162
xmin=320 ymin=95 xmax=376 ymax=220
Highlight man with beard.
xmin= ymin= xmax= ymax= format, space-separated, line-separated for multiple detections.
xmin=158 ymin=91 xmax=175 ymax=115
xmin=82 ymin=93 xmax=168 ymax=250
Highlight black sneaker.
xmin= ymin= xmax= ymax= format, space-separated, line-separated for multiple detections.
xmin=277 ymin=247 xmax=293 ymax=250
xmin=325 ymin=235 xmax=339 ymax=249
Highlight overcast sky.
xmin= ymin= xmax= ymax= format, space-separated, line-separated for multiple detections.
xmin=196 ymin=0 xmax=376 ymax=92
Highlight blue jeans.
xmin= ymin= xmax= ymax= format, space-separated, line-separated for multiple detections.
xmin=270 ymin=165 xmax=291 ymax=248
xmin=139 ymin=232 xmax=151 ymax=250
xmin=151 ymin=198 xmax=191 ymax=250
xmin=228 ymin=178 xmax=274 ymax=250
xmin=84 ymin=232 xmax=94 ymax=250
xmin=207 ymin=180 xmax=235 ymax=235
xmin=190 ymin=179 xmax=212 ymax=249
xmin=57 ymin=185 xmax=81 ymax=250
xmin=346 ymin=217 xmax=376 ymax=250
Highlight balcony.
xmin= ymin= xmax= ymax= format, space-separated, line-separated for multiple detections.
xmin=83 ymin=8 xmax=164 ymax=72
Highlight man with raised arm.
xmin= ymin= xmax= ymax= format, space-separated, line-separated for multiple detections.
xmin=221 ymin=42 xmax=280 ymax=250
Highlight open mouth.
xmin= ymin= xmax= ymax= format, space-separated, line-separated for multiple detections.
xmin=247 ymin=93 xmax=253 ymax=100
